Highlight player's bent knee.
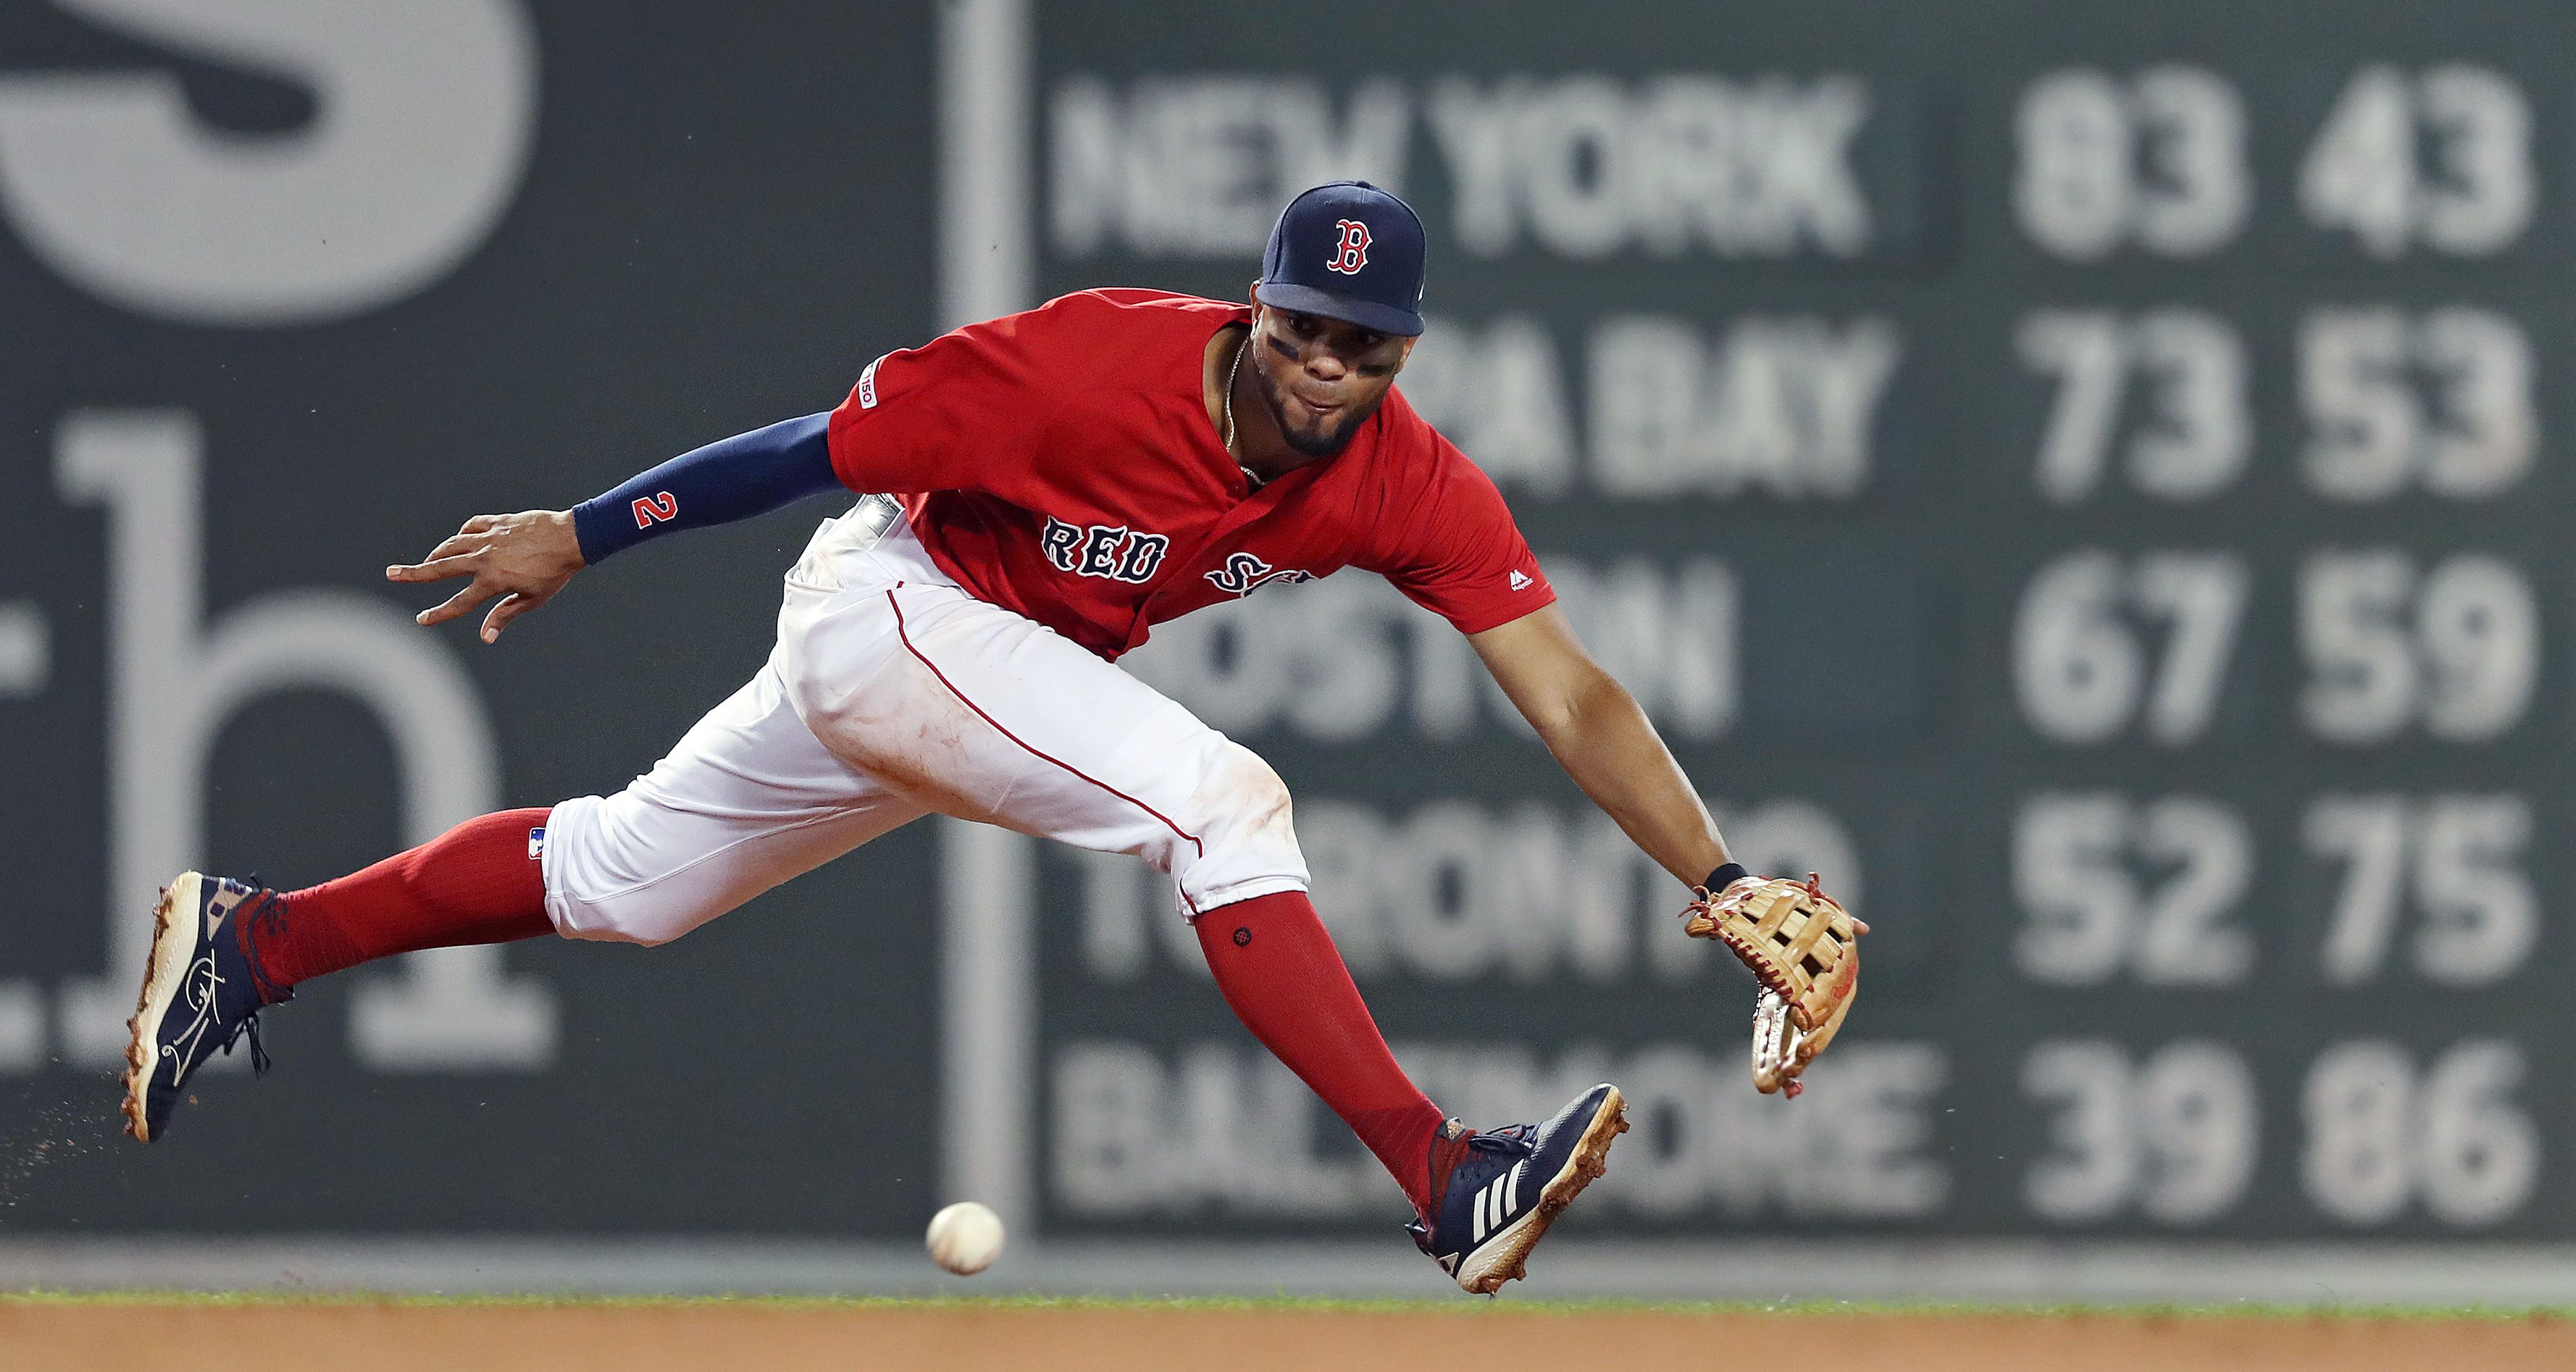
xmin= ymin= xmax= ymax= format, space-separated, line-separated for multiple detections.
xmin=548 ymin=860 xmax=751 ymax=948
xmin=549 ymin=895 xmax=697 ymax=948
xmin=1197 ymin=742 xmax=1292 ymax=837
xmin=1177 ymin=743 xmax=1308 ymax=909
xmin=537 ymin=791 xmax=743 ymax=948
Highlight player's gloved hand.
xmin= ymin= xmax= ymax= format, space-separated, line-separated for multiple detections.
xmin=387 ymin=509 xmax=587 ymax=643
xmin=1681 ymin=872 xmax=1864 ymax=1099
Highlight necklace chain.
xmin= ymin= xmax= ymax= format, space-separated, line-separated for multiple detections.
xmin=1221 ymin=329 xmax=1260 ymax=490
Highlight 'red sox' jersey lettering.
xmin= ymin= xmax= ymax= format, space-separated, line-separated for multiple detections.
xmin=1041 ymin=516 xmax=1170 ymax=585
xmin=824 ymin=290 xmax=1552 ymax=660
xmin=1205 ymin=551 xmax=1314 ymax=597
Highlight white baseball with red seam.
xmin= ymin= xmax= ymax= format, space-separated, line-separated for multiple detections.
xmin=925 ymin=1201 xmax=1005 ymax=1276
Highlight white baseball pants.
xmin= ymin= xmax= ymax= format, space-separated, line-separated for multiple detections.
xmin=539 ymin=501 xmax=1310 ymax=946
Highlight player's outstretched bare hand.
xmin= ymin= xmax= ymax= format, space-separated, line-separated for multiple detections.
xmin=387 ymin=510 xmax=586 ymax=643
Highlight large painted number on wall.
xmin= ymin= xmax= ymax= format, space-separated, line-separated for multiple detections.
xmin=0 ymin=0 xmax=537 ymax=325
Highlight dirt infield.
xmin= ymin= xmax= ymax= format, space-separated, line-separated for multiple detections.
xmin=9 ymin=1299 xmax=2576 ymax=1371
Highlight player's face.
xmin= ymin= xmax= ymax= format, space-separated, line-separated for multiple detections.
xmin=1248 ymin=304 xmax=1417 ymax=458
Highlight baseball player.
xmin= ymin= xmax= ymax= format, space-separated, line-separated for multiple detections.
xmin=120 ymin=183 xmax=1862 ymax=1293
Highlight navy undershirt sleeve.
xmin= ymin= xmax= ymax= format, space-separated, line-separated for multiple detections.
xmin=571 ymin=411 xmax=841 ymax=564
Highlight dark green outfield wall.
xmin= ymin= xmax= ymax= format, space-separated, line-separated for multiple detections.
xmin=4 ymin=1 xmax=2575 ymax=1248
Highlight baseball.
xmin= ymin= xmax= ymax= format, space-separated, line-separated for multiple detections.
xmin=925 ymin=1201 xmax=1005 ymax=1276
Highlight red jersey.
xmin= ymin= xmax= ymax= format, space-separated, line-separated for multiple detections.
xmin=826 ymin=289 xmax=1554 ymax=661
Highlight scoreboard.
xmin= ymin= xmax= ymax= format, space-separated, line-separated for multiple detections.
xmin=1018 ymin=0 xmax=2576 ymax=1247
xmin=9 ymin=0 xmax=2576 ymax=1279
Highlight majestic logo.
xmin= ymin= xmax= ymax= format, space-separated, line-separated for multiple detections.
xmin=1508 ymin=568 xmax=1534 ymax=591
xmin=630 ymin=491 xmax=677 ymax=529
xmin=1040 ymin=516 xmax=1169 ymax=584
xmin=1205 ymin=551 xmax=1315 ymax=598
xmin=1327 ymin=219 xmax=1371 ymax=275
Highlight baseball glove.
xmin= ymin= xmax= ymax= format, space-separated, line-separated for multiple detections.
xmin=1682 ymin=873 xmax=1860 ymax=1098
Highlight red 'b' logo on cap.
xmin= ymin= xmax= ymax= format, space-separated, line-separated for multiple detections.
xmin=1327 ymin=219 xmax=1371 ymax=275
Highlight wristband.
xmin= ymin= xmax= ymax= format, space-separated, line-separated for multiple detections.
xmin=1702 ymin=861 xmax=1749 ymax=894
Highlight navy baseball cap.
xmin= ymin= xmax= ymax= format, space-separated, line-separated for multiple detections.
xmin=1255 ymin=180 xmax=1426 ymax=337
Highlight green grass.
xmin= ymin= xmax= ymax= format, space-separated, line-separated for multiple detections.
xmin=3 ymin=1292 xmax=2567 ymax=1320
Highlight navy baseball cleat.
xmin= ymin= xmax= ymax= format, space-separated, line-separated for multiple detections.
xmin=1408 ymin=1083 xmax=1628 ymax=1294
xmin=122 ymin=873 xmax=285 ymax=1143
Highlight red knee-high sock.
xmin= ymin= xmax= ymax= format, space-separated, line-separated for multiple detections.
xmin=238 ymin=808 xmax=556 ymax=1001
xmin=1197 ymin=890 xmax=1448 ymax=1215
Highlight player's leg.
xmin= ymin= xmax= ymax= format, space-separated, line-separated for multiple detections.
xmin=1197 ymin=889 xmax=1626 ymax=1294
xmin=120 ymin=802 xmax=563 ymax=1140
xmin=777 ymin=566 xmax=1450 ymax=1190
xmin=777 ymin=556 xmax=1623 ymax=1266
xmin=1186 ymin=890 xmax=1448 ymax=1198
xmin=785 ymin=574 xmax=1625 ymax=1289
xmin=254 ymin=659 xmax=926 ymax=968
xmin=535 ymin=662 xmax=927 ymax=946
xmin=124 ymin=661 xmax=924 ymax=1141
xmin=239 ymin=808 xmax=555 ymax=996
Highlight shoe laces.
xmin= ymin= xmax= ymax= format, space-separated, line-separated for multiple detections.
xmin=1409 ymin=1120 xmax=1542 ymax=1252
xmin=220 ymin=879 xmax=280 ymax=1070
xmin=226 ymin=1013 xmax=271 ymax=1076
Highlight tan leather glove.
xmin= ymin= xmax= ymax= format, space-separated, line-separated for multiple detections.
xmin=1682 ymin=873 xmax=1861 ymax=1098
